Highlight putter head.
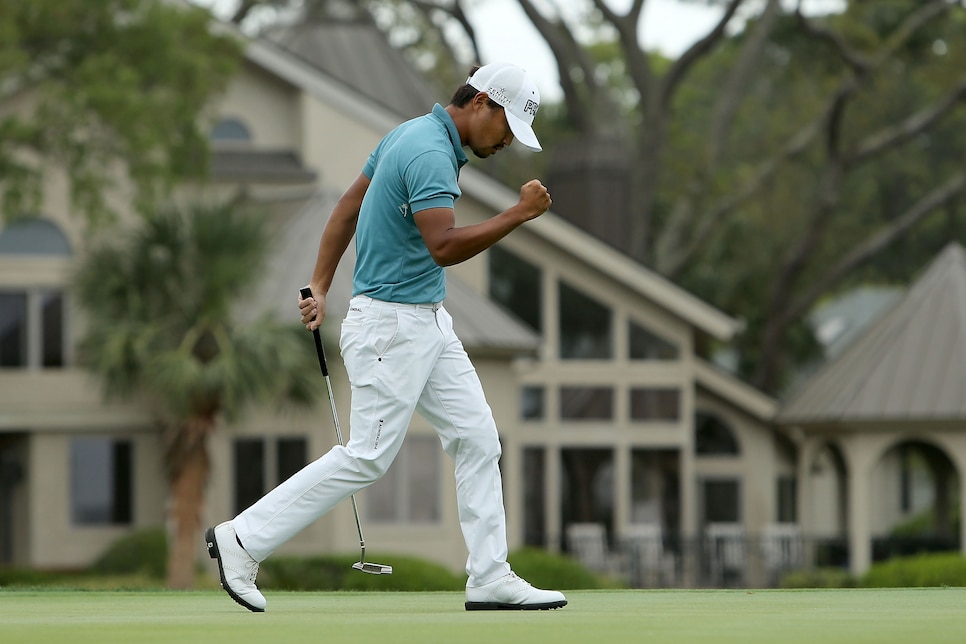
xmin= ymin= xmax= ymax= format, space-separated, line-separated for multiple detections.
xmin=353 ymin=561 xmax=393 ymax=575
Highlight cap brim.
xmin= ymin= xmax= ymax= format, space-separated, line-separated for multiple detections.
xmin=506 ymin=111 xmax=542 ymax=152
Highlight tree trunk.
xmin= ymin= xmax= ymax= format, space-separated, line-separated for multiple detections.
xmin=165 ymin=418 xmax=213 ymax=589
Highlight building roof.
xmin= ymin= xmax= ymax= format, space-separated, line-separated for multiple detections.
xmin=211 ymin=149 xmax=317 ymax=183
xmin=264 ymin=21 xmax=442 ymax=120
xmin=779 ymin=242 xmax=966 ymax=424
xmin=254 ymin=190 xmax=540 ymax=357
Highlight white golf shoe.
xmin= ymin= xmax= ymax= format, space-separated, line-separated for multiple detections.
xmin=465 ymin=572 xmax=567 ymax=611
xmin=205 ymin=521 xmax=267 ymax=613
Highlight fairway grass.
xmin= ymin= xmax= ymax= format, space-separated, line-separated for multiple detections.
xmin=1 ymin=588 xmax=964 ymax=643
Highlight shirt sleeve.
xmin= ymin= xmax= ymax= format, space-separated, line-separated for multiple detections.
xmin=404 ymin=150 xmax=462 ymax=214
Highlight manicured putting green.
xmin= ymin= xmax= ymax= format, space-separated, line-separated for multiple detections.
xmin=1 ymin=588 xmax=963 ymax=643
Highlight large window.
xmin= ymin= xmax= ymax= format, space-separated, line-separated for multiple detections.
xmin=559 ymin=282 xmax=612 ymax=359
xmin=233 ymin=437 xmax=307 ymax=515
xmin=629 ymin=320 xmax=679 ymax=360
xmin=488 ymin=245 xmax=542 ymax=333
xmin=560 ymin=386 xmax=613 ymax=420
xmin=70 ymin=438 xmax=133 ymax=525
xmin=630 ymin=388 xmax=680 ymax=421
xmin=367 ymin=436 xmax=440 ymax=523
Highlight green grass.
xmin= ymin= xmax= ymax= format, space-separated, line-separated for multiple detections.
xmin=1 ymin=588 xmax=964 ymax=643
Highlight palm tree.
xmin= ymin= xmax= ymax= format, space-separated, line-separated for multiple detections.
xmin=74 ymin=201 xmax=317 ymax=588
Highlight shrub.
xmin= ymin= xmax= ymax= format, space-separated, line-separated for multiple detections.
xmin=508 ymin=547 xmax=622 ymax=589
xmin=861 ymin=552 xmax=966 ymax=588
xmin=258 ymin=553 xmax=465 ymax=591
xmin=0 ymin=567 xmax=68 ymax=587
xmin=780 ymin=567 xmax=856 ymax=589
xmin=90 ymin=527 xmax=167 ymax=579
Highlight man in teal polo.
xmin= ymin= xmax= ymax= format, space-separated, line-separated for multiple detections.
xmin=208 ymin=62 xmax=566 ymax=613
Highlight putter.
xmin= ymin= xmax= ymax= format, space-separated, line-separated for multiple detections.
xmin=300 ymin=287 xmax=393 ymax=576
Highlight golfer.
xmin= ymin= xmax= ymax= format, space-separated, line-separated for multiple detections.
xmin=207 ymin=62 xmax=566 ymax=612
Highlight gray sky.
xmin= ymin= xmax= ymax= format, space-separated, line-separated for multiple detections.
xmin=470 ymin=0 xmax=724 ymax=100
xmin=195 ymin=0 xmax=847 ymax=101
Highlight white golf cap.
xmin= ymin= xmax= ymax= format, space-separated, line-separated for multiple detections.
xmin=467 ymin=62 xmax=542 ymax=152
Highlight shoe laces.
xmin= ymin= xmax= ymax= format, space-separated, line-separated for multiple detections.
xmin=244 ymin=558 xmax=259 ymax=584
xmin=507 ymin=572 xmax=531 ymax=587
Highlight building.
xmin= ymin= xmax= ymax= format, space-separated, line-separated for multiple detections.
xmin=3 ymin=14 xmax=960 ymax=587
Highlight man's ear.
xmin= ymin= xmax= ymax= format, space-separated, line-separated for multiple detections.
xmin=472 ymin=91 xmax=490 ymax=108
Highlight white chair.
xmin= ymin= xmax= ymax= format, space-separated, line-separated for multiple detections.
xmin=566 ymin=522 xmax=623 ymax=577
xmin=621 ymin=523 xmax=676 ymax=587
xmin=761 ymin=523 xmax=804 ymax=585
xmin=705 ymin=522 xmax=746 ymax=586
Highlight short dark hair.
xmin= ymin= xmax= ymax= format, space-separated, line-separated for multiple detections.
xmin=449 ymin=65 xmax=501 ymax=109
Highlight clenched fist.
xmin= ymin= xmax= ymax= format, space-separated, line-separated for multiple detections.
xmin=518 ymin=179 xmax=552 ymax=221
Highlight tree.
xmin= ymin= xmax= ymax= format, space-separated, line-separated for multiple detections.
xmin=0 ymin=0 xmax=243 ymax=225
xmin=223 ymin=0 xmax=966 ymax=393
xmin=74 ymin=201 xmax=318 ymax=588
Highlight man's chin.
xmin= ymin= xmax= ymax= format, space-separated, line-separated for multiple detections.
xmin=471 ymin=148 xmax=496 ymax=159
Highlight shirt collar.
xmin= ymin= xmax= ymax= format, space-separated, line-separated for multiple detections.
xmin=432 ymin=103 xmax=469 ymax=168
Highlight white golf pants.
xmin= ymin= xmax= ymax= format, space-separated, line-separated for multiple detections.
xmin=233 ymin=295 xmax=512 ymax=586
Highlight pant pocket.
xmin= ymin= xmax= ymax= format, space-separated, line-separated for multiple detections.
xmin=340 ymin=307 xmax=400 ymax=386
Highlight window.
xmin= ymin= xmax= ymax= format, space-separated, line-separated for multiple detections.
xmin=70 ymin=438 xmax=133 ymax=525
xmin=560 ymin=386 xmax=613 ymax=420
xmin=559 ymin=282 xmax=612 ymax=359
xmin=521 ymin=386 xmax=545 ymax=420
xmin=777 ymin=476 xmax=797 ymax=523
xmin=630 ymin=388 xmax=680 ymax=421
xmin=0 ymin=218 xmax=71 ymax=255
xmin=0 ymin=291 xmax=65 ymax=368
xmin=367 ymin=436 xmax=439 ymax=523
xmin=488 ymin=245 xmax=542 ymax=333
xmin=695 ymin=411 xmax=740 ymax=456
xmin=0 ymin=218 xmax=70 ymax=369
xmin=233 ymin=440 xmax=265 ymax=516
xmin=233 ymin=437 xmax=307 ymax=515
xmin=629 ymin=320 xmax=678 ymax=360
xmin=522 ymin=448 xmax=546 ymax=546
xmin=210 ymin=118 xmax=252 ymax=143
xmin=701 ymin=479 xmax=740 ymax=524
xmin=0 ymin=293 xmax=26 ymax=367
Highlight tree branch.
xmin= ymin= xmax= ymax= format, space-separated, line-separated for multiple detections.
xmin=784 ymin=171 xmax=966 ymax=323
xmin=660 ymin=118 xmax=824 ymax=277
xmin=766 ymin=0 xmax=953 ymax=297
xmin=408 ymin=0 xmax=483 ymax=65
xmin=708 ymin=0 xmax=782 ymax=165
xmin=661 ymin=0 xmax=745 ymax=107
xmin=850 ymin=75 xmax=966 ymax=166
xmin=794 ymin=5 xmax=871 ymax=74
xmin=588 ymin=0 xmax=656 ymax=117
xmin=515 ymin=0 xmax=621 ymax=134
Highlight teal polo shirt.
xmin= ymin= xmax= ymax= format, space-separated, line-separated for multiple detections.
xmin=352 ymin=104 xmax=469 ymax=304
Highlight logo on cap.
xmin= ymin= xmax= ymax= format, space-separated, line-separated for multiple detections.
xmin=467 ymin=62 xmax=543 ymax=152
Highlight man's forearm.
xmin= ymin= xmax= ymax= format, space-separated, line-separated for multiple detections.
xmin=310 ymin=174 xmax=369 ymax=294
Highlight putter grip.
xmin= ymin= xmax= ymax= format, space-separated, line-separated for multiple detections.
xmin=299 ymin=286 xmax=329 ymax=377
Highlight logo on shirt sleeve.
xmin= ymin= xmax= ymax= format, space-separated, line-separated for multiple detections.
xmin=399 ymin=203 xmax=410 ymax=218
